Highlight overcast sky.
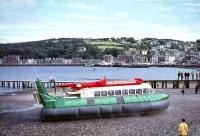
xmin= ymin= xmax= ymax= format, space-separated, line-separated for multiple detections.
xmin=0 ymin=0 xmax=200 ymax=43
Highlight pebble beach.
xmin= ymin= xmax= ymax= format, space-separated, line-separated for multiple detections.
xmin=1 ymin=89 xmax=200 ymax=136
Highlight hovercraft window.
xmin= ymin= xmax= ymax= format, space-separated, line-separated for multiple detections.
xmin=129 ymin=89 xmax=135 ymax=94
xmin=108 ymin=90 xmax=114 ymax=96
xmin=150 ymin=88 xmax=154 ymax=93
xmin=143 ymin=88 xmax=149 ymax=94
xmin=136 ymin=89 xmax=142 ymax=94
xmin=101 ymin=91 xmax=107 ymax=96
xmin=94 ymin=91 xmax=100 ymax=97
xmin=115 ymin=90 xmax=121 ymax=95
xmin=122 ymin=89 xmax=128 ymax=95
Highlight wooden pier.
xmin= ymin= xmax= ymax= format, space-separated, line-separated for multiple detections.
xmin=0 ymin=80 xmax=35 ymax=89
xmin=0 ymin=80 xmax=200 ymax=90
xmin=0 ymin=80 xmax=73 ymax=89
xmin=145 ymin=80 xmax=200 ymax=89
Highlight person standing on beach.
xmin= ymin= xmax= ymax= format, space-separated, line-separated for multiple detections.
xmin=181 ymin=85 xmax=185 ymax=96
xmin=178 ymin=118 xmax=188 ymax=136
xmin=184 ymin=72 xmax=187 ymax=80
xmin=191 ymin=71 xmax=194 ymax=80
xmin=188 ymin=72 xmax=190 ymax=80
xmin=178 ymin=71 xmax=181 ymax=80
xmin=196 ymin=72 xmax=198 ymax=80
xmin=195 ymin=84 xmax=199 ymax=94
xmin=181 ymin=72 xmax=183 ymax=80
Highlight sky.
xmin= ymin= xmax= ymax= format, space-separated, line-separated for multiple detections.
xmin=0 ymin=0 xmax=200 ymax=43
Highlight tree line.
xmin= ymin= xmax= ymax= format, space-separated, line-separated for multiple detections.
xmin=0 ymin=38 xmax=123 ymax=59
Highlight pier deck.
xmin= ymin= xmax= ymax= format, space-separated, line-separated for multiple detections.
xmin=0 ymin=80 xmax=200 ymax=89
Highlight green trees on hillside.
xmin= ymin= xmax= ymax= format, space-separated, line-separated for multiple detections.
xmin=103 ymin=48 xmax=123 ymax=57
xmin=0 ymin=38 xmax=112 ymax=59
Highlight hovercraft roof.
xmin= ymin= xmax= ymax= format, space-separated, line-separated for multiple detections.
xmin=56 ymin=78 xmax=143 ymax=90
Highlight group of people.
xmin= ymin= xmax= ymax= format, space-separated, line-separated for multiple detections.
xmin=178 ymin=71 xmax=200 ymax=80
xmin=180 ymin=84 xmax=200 ymax=96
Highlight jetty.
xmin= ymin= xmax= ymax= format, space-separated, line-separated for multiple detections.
xmin=0 ymin=80 xmax=200 ymax=89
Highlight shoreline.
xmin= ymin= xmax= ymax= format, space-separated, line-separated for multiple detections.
xmin=0 ymin=64 xmax=199 ymax=68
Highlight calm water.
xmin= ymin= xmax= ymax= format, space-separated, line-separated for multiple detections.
xmin=0 ymin=66 xmax=197 ymax=95
xmin=0 ymin=66 xmax=197 ymax=81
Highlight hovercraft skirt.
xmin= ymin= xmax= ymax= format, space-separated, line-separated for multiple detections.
xmin=41 ymin=99 xmax=169 ymax=120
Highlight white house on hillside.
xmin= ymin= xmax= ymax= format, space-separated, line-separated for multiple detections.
xmin=165 ymin=56 xmax=175 ymax=64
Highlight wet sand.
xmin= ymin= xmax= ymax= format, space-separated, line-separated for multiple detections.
xmin=1 ymin=89 xmax=200 ymax=136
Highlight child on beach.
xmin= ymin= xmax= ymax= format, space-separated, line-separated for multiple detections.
xmin=178 ymin=118 xmax=188 ymax=136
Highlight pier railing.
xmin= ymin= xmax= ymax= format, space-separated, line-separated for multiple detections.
xmin=0 ymin=80 xmax=200 ymax=90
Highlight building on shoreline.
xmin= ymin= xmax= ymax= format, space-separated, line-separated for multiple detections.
xmin=2 ymin=55 xmax=20 ymax=64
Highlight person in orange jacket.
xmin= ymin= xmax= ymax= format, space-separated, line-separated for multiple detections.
xmin=178 ymin=118 xmax=188 ymax=136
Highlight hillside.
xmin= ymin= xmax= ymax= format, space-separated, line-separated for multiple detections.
xmin=0 ymin=38 xmax=102 ymax=59
xmin=0 ymin=37 xmax=199 ymax=59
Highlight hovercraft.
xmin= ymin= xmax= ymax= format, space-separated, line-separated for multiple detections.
xmin=34 ymin=78 xmax=169 ymax=120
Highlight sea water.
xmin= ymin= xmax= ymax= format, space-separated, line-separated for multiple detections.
xmin=0 ymin=66 xmax=197 ymax=81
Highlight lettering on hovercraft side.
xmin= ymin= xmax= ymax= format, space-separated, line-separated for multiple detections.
xmin=106 ymin=80 xmax=136 ymax=85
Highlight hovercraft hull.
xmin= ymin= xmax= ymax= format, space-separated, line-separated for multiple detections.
xmin=41 ymin=98 xmax=169 ymax=120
